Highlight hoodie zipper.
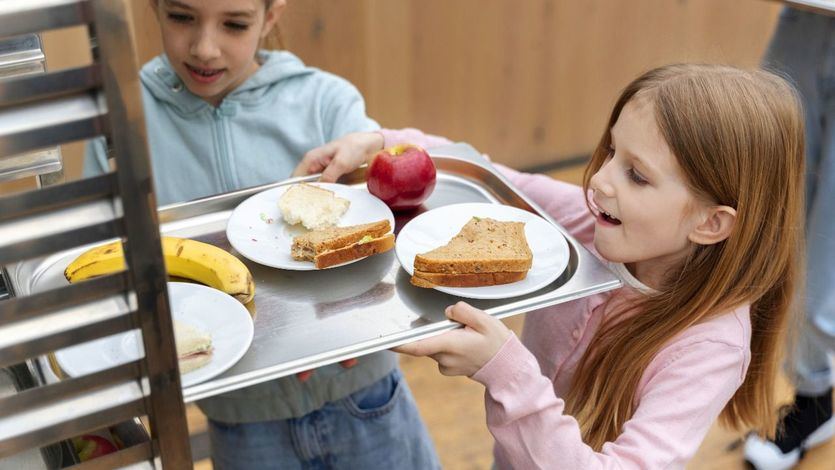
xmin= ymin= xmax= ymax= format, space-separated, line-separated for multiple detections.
xmin=213 ymin=104 xmax=238 ymax=191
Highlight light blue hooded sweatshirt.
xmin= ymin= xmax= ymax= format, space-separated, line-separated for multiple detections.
xmin=85 ymin=51 xmax=397 ymax=422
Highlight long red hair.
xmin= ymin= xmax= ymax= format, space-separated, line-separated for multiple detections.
xmin=569 ymin=64 xmax=805 ymax=450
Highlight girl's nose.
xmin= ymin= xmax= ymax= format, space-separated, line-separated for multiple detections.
xmin=590 ymin=165 xmax=615 ymax=198
xmin=190 ymin=29 xmax=221 ymax=62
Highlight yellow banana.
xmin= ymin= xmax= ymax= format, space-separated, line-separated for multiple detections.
xmin=64 ymin=236 xmax=255 ymax=304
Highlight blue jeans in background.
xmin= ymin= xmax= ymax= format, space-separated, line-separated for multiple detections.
xmin=764 ymin=7 xmax=835 ymax=395
xmin=209 ymin=369 xmax=440 ymax=469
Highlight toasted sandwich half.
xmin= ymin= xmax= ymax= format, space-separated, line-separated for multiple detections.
xmin=411 ymin=217 xmax=532 ymax=288
xmin=291 ymin=219 xmax=395 ymax=269
xmin=173 ymin=319 xmax=213 ymax=374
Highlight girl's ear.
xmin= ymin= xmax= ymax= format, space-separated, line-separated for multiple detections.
xmin=261 ymin=0 xmax=287 ymax=39
xmin=688 ymin=205 xmax=736 ymax=246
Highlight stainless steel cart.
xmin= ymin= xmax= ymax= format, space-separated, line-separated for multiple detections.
xmin=0 ymin=0 xmax=190 ymax=467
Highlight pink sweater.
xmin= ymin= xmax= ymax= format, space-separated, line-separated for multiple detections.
xmin=382 ymin=129 xmax=752 ymax=469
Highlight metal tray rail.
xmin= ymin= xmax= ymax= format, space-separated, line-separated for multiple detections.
xmin=6 ymin=144 xmax=621 ymax=404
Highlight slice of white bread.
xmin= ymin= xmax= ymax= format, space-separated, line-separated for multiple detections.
xmin=179 ymin=352 xmax=213 ymax=375
xmin=278 ymin=183 xmax=350 ymax=230
xmin=411 ymin=217 xmax=532 ymax=288
xmin=291 ymin=220 xmax=394 ymax=269
xmin=173 ymin=319 xmax=213 ymax=374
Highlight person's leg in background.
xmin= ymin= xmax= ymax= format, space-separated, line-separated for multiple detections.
xmin=745 ymin=7 xmax=835 ymax=469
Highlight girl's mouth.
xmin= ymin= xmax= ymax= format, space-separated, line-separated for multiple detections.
xmin=185 ymin=63 xmax=225 ymax=84
xmin=591 ymin=198 xmax=623 ymax=226
xmin=597 ymin=209 xmax=622 ymax=226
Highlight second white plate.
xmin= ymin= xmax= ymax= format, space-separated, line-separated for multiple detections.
xmin=226 ymin=183 xmax=395 ymax=270
xmin=396 ymin=203 xmax=570 ymax=299
xmin=54 ymin=282 xmax=254 ymax=388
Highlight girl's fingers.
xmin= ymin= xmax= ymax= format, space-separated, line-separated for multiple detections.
xmin=319 ymin=150 xmax=353 ymax=182
xmin=446 ymin=302 xmax=490 ymax=333
xmin=296 ymin=370 xmax=314 ymax=382
xmin=299 ymin=144 xmax=336 ymax=175
xmin=339 ymin=358 xmax=358 ymax=368
xmin=392 ymin=332 xmax=456 ymax=357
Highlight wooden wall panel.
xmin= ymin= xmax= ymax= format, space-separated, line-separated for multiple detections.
xmin=280 ymin=0 xmax=783 ymax=168
xmin=1 ymin=0 xmax=785 ymax=195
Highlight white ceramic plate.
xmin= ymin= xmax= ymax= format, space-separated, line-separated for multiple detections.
xmin=226 ymin=183 xmax=395 ymax=270
xmin=396 ymin=203 xmax=570 ymax=299
xmin=54 ymin=282 xmax=254 ymax=388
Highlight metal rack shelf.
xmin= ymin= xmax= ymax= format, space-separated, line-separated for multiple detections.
xmin=0 ymin=0 xmax=190 ymax=467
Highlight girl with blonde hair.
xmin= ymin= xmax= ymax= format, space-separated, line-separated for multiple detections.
xmin=351 ymin=63 xmax=804 ymax=467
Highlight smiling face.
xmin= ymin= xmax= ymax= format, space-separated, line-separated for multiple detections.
xmin=153 ymin=0 xmax=282 ymax=106
xmin=589 ymin=97 xmax=708 ymax=286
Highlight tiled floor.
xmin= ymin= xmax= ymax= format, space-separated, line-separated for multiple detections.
xmin=189 ymin=164 xmax=834 ymax=469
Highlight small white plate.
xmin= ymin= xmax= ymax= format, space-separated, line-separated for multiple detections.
xmin=226 ymin=183 xmax=395 ymax=270
xmin=54 ymin=282 xmax=254 ymax=388
xmin=396 ymin=203 xmax=570 ymax=299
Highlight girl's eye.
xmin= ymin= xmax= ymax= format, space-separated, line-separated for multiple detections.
xmin=167 ymin=13 xmax=192 ymax=23
xmin=225 ymin=22 xmax=250 ymax=31
xmin=627 ymin=168 xmax=648 ymax=185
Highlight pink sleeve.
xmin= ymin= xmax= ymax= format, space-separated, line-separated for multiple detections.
xmin=472 ymin=335 xmax=745 ymax=469
xmin=379 ymin=128 xmax=454 ymax=150
xmin=493 ymin=163 xmax=596 ymax=249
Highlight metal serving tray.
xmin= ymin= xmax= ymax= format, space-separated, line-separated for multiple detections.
xmin=5 ymin=143 xmax=620 ymax=403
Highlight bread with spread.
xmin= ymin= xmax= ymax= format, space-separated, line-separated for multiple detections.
xmin=411 ymin=217 xmax=532 ymax=287
xmin=292 ymin=219 xmax=394 ymax=269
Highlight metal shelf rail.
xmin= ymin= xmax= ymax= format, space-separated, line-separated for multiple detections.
xmin=0 ymin=33 xmax=64 ymax=188
xmin=0 ymin=1 xmax=191 ymax=468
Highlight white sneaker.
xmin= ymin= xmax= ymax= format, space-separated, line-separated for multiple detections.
xmin=744 ymin=415 xmax=835 ymax=469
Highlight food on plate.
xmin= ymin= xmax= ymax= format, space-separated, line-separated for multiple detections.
xmin=291 ymin=219 xmax=394 ymax=269
xmin=64 ymin=236 xmax=255 ymax=304
xmin=173 ymin=319 xmax=213 ymax=374
xmin=366 ymin=144 xmax=436 ymax=211
xmin=411 ymin=217 xmax=532 ymax=288
xmin=278 ymin=183 xmax=350 ymax=230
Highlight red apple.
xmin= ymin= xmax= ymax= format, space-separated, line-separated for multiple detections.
xmin=367 ymin=144 xmax=436 ymax=211
xmin=72 ymin=434 xmax=118 ymax=461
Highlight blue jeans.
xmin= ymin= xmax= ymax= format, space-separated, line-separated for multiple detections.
xmin=209 ymin=369 xmax=440 ymax=469
xmin=764 ymin=7 xmax=835 ymax=395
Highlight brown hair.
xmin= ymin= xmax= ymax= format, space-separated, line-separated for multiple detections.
xmin=570 ymin=64 xmax=805 ymax=450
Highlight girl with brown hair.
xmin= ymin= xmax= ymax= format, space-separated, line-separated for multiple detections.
xmin=378 ymin=63 xmax=805 ymax=467
xmin=86 ymin=0 xmax=439 ymax=468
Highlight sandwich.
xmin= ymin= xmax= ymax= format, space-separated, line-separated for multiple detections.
xmin=291 ymin=219 xmax=395 ymax=269
xmin=411 ymin=217 xmax=532 ymax=288
xmin=173 ymin=319 xmax=213 ymax=374
xmin=278 ymin=183 xmax=350 ymax=230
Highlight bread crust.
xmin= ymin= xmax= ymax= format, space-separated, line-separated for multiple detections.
xmin=410 ymin=269 xmax=527 ymax=288
xmin=413 ymin=256 xmax=531 ymax=274
xmin=314 ymin=233 xmax=395 ymax=269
